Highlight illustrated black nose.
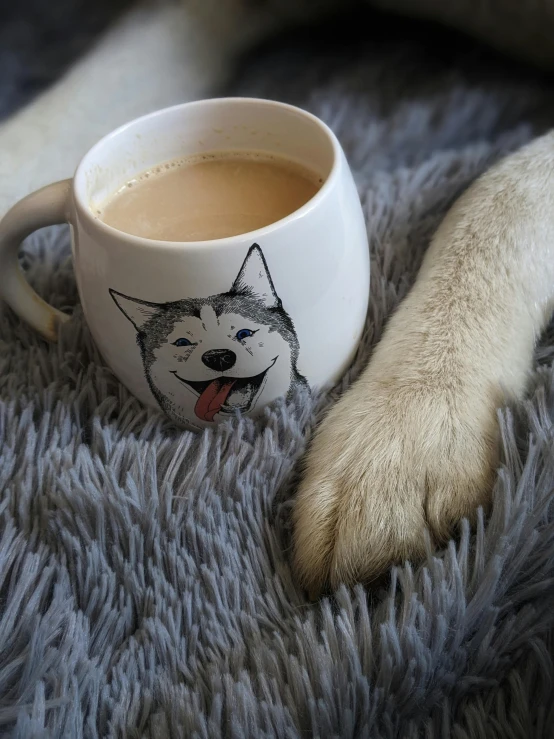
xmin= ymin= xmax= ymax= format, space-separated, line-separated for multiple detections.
xmin=201 ymin=349 xmax=237 ymax=372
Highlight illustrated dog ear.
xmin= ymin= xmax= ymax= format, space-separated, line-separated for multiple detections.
xmin=231 ymin=244 xmax=281 ymax=309
xmin=109 ymin=289 xmax=161 ymax=330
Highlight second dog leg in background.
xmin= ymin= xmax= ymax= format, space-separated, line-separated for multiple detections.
xmin=0 ymin=0 xmax=280 ymax=217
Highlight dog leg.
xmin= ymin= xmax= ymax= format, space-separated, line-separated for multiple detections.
xmin=0 ymin=0 xmax=280 ymax=217
xmin=294 ymin=131 xmax=554 ymax=592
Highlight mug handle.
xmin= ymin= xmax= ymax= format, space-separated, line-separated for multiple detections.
xmin=0 ymin=180 xmax=73 ymax=342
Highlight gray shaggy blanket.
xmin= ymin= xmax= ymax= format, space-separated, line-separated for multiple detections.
xmin=2 ymin=6 xmax=554 ymax=738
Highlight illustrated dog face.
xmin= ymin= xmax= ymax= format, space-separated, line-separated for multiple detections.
xmin=110 ymin=244 xmax=305 ymax=428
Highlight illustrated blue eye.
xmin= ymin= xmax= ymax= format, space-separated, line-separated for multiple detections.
xmin=236 ymin=329 xmax=254 ymax=341
xmin=173 ymin=337 xmax=192 ymax=347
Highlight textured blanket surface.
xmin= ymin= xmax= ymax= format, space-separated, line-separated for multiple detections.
xmin=2 ymin=7 xmax=554 ymax=738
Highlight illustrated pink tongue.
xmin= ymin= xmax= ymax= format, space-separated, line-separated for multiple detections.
xmin=194 ymin=378 xmax=237 ymax=422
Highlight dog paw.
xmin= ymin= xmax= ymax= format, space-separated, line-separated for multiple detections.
xmin=293 ymin=367 xmax=499 ymax=593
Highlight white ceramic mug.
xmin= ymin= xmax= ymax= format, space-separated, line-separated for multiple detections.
xmin=0 ymin=98 xmax=369 ymax=430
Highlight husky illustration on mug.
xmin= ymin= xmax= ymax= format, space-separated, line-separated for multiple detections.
xmin=110 ymin=243 xmax=307 ymax=427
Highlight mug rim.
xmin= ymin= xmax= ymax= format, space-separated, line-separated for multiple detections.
xmin=72 ymin=97 xmax=341 ymax=251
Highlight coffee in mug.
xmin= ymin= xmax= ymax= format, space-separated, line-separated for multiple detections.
xmin=0 ymin=98 xmax=369 ymax=431
xmin=99 ymin=152 xmax=322 ymax=242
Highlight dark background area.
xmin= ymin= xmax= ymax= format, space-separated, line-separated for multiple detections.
xmin=0 ymin=0 xmax=129 ymax=119
xmin=2 ymin=0 xmax=553 ymax=125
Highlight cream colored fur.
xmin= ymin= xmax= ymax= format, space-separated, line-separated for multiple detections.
xmin=294 ymin=132 xmax=554 ymax=590
xmin=0 ymin=1 xmax=278 ymax=217
xmin=1 ymin=0 xmax=553 ymax=592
